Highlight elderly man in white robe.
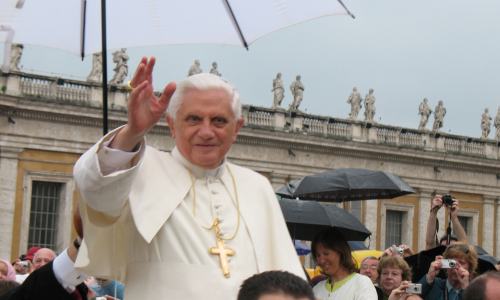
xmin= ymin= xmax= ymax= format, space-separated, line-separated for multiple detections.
xmin=72 ymin=57 xmax=305 ymax=299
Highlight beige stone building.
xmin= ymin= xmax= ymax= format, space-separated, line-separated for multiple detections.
xmin=1 ymin=70 xmax=500 ymax=265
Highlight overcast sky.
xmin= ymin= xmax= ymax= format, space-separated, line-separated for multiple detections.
xmin=2 ymin=0 xmax=499 ymax=138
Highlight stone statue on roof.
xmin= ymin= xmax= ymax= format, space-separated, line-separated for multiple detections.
xmin=364 ymin=88 xmax=376 ymax=122
xmin=109 ymin=48 xmax=129 ymax=85
xmin=481 ymin=108 xmax=492 ymax=138
xmin=289 ymin=75 xmax=304 ymax=112
xmin=87 ymin=52 xmax=103 ymax=82
xmin=347 ymin=87 xmax=362 ymax=119
xmin=432 ymin=100 xmax=446 ymax=132
xmin=9 ymin=44 xmax=24 ymax=71
xmin=188 ymin=59 xmax=202 ymax=77
xmin=418 ymin=98 xmax=432 ymax=130
xmin=210 ymin=62 xmax=221 ymax=76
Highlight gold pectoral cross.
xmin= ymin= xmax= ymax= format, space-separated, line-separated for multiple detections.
xmin=208 ymin=218 xmax=235 ymax=278
xmin=209 ymin=238 xmax=235 ymax=278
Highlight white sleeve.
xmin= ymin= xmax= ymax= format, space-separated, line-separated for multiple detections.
xmin=74 ymin=126 xmax=146 ymax=215
xmin=53 ymin=248 xmax=90 ymax=292
xmin=97 ymin=134 xmax=142 ymax=176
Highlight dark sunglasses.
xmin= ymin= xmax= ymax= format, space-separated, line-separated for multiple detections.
xmin=446 ymin=244 xmax=470 ymax=254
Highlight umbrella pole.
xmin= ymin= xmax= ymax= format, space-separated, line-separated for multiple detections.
xmin=101 ymin=0 xmax=108 ymax=135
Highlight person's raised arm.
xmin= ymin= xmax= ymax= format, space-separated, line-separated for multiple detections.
xmin=449 ymin=199 xmax=469 ymax=244
xmin=109 ymin=56 xmax=176 ymax=152
xmin=425 ymin=196 xmax=443 ymax=250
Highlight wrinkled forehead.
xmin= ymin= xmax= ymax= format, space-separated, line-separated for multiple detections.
xmin=363 ymin=259 xmax=379 ymax=266
xmin=181 ymin=88 xmax=232 ymax=107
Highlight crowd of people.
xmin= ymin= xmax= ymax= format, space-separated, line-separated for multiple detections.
xmin=0 ymin=56 xmax=499 ymax=300
xmin=304 ymin=195 xmax=499 ymax=300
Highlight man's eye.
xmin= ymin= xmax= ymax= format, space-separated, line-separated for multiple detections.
xmin=213 ymin=118 xmax=226 ymax=124
xmin=187 ymin=116 xmax=199 ymax=122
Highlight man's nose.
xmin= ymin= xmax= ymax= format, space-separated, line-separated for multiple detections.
xmin=198 ymin=120 xmax=214 ymax=138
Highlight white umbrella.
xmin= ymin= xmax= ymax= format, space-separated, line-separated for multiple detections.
xmin=1 ymin=0 xmax=352 ymax=59
xmin=0 ymin=0 xmax=353 ymax=133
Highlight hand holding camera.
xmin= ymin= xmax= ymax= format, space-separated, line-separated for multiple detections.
xmin=388 ymin=281 xmax=421 ymax=300
xmin=13 ymin=259 xmax=33 ymax=274
xmin=381 ymin=245 xmax=414 ymax=258
xmin=427 ymin=255 xmax=444 ymax=284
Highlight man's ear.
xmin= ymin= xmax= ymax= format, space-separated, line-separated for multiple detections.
xmin=232 ymin=118 xmax=244 ymax=142
xmin=166 ymin=114 xmax=176 ymax=139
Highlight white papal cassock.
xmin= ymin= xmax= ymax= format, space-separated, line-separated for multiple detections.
xmin=73 ymin=127 xmax=305 ymax=299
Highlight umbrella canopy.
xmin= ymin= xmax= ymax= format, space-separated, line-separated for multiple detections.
xmin=0 ymin=0 xmax=352 ymax=57
xmin=404 ymin=245 xmax=498 ymax=283
xmin=279 ymin=198 xmax=371 ymax=241
xmin=349 ymin=241 xmax=369 ymax=251
xmin=295 ymin=240 xmax=311 ymax=256
xmin=276 ymin=168 xmax=416 ymax=202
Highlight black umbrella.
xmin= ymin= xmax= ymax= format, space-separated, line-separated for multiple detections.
xmin=276 ymin=168 xmax=416 ymax=202
xmin=279 ymin=198 xmax=371 ymax=241
xmin=404 ymin=245 xmax=498 ymax=283
xmin=349 ymin=241 xmax=369 ymax=251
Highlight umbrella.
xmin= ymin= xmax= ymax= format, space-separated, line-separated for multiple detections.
xmin=352 ymin=250 xmax=383 ymax=268
xmin=295 ymin=240 xmax=311 ymax=256
xmin=349 ymin=241 xmax=369 ymax=251
xmin=276 ymin=168 xmax=416 ymax=202
xmin=404 ymin=245 xmax=498 ymax=283
xmin=1 ymin=0 xmax=353 ymax=134
xmin=279 ymin=198 xmax=372 ymax=241
xmin=0 ymin=0 xmax=353 ymax=58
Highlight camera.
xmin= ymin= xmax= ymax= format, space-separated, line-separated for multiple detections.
xmin=19 ymin=261 xmax=29 ymax=270
xmin=406 ymin=283 xmax=422 ymax=294
xmin=392 ymin=247 xmax=404 ymax=255
xmin=441 ymin=259 xmax=457 ymax=269
xmin=442 ymin=194 xmax=454 ymax=206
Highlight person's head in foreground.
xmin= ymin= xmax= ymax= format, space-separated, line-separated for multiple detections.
xmin=237 ymin=271 xmax=314 ymax=300
xmin=377 ymin=257 xmax=412 ymax=297
xmin=0 ymin=260 xmax=16 ymax=281
xmin=311 ymin=228 xmax=358 ymax=280
xmin=0 ymin=280 xmax=20 ymax=296
xmin=463 ymin=271 xmax=500 ymax=300
xmin=166 ymin=74 xmax=244 ymax=170
xmin=32 ymin=248 xmax=57 ymax=270
xmin=439 ymin=234 xmax=458 ymax=246
xmin=360 ymin=256 xmax=379 ymax=283
xmin=443 ymin=242 xmax=478 ymax=284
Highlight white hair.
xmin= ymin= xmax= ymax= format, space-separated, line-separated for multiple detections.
xmin=167 ymin=73 xmax=242 ymax=121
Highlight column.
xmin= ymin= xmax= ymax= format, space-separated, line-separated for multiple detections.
xmin=0 ymin=147 xmax=22 ymax=260
xmin=482 ymin=195 xmax=496 ymax=255
xmin=496 ymin=198 xmax=500 ymax=259
xmin=270 ymin=173 xmax=289 ymax=192
xmin=364 ymin=200 xmax=378 ymax=250
xmin=418 ymin=189 xmax=434 ymax=252
xmin=273 ymin=110 xmax=286 ymax=130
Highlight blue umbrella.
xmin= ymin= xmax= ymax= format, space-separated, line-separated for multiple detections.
xmin=295 ymin=240 xmax=311 ymax=256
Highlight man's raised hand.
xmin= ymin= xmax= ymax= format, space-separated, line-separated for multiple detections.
xmin=110 ymin=56 xmax=176 ymax=152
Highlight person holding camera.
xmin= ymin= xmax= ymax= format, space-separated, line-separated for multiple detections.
xmin=418 ymin=242 xmax=477 ymax=300
xmin=425 ymin=195 xmax=469 ymax=250
xmin=377 ymin=257 xmax=413 ymax=300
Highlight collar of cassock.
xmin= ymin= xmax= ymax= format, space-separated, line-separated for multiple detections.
xmin=171 ymin=147 xmax=226 ymax=179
